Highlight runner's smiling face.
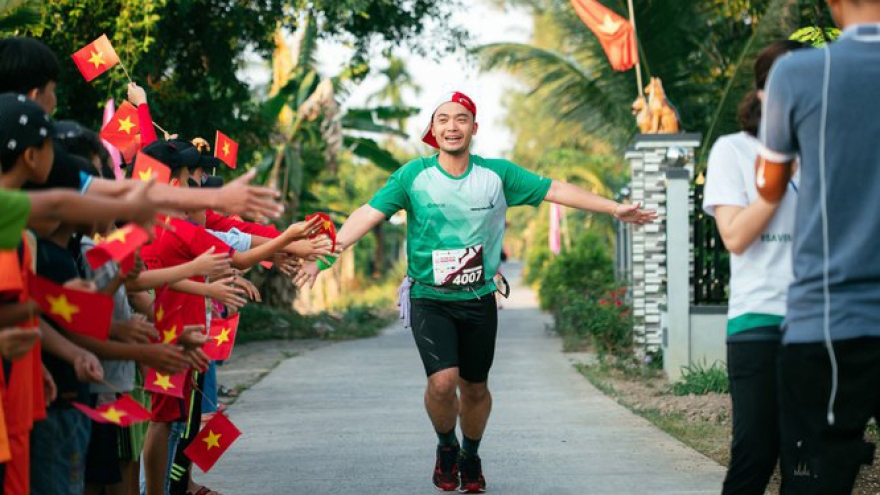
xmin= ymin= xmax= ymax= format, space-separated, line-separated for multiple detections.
xmin=431 ymin=102 xmax=478 ymax=156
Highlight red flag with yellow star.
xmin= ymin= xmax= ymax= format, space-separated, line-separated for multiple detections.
xmin=155 ymin=306 xmax=183 ymax=346
xmin=144 ymin=369 xmax=186 ymax=399
xmin=184 ymin=412 xmax=241 ymax=473
xmin=305 ymin=212 xmax=337 ymax=251
xmin=85 ymin=223 xmax=149 ymax=270
xmin=569 ymin=0 xmax=638 ymax=71
xmin=131 ymin=152 xmax=171 ymax=184
xmin=28 ymin=272 xmax=113 ymax=340
xmin=214 ymin=131 xmax=238 ymax=169
xmin=72 ymin=34 xmax=121 ymax=82
xmin=73 ymin=394 xmax=151 ymax=426
xmin=100 ymin=101 xmax=141 ymax=162
xmin=204 ymin=314 xmax=239 ymax=361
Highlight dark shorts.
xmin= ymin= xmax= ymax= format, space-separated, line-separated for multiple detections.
xmin=410 ymin=295 xmax=498 ymax=383
xmin=778 ymin=337 xmax=880 ymax=494
xmin=85 ymin=420 xmax=122 ymax=485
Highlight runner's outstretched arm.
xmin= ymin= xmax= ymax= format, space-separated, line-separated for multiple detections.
xmin=544 ymin=180 xmax=657 ymax=225
xmin=294 ymin=204 xmax=386 ymax=289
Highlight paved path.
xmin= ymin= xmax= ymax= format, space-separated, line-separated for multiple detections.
xmin=203 ymin=264 xmax=724 ymax=494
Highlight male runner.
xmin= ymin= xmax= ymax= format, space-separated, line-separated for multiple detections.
xmin=296 ymin=92 xmax=654 ymax=493
xmin=756 ymin=1 xmax=880 ymax=492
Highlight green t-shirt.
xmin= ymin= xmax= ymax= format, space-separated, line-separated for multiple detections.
xmin=0 ymin=189 xmax=30 ymax=250
xmin=369 ymin=154 xmax=551 ymax=301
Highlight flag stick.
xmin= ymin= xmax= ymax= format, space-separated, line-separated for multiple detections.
xmin=152 ymin=122 xmax=172 ymax=140
xmin=117 ymin=59 xmax=133 ymax=84
xmin=626 ymin=0 xmax=644 ymax=97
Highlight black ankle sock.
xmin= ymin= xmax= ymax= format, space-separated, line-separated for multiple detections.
xmin=461 ymin=435 xmax=481 ymax=458
xmin=437 ymin=429 xmax=459 ymax=448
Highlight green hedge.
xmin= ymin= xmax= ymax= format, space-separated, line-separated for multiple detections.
xmin=532 ymin=230 xmax=633 ymax=357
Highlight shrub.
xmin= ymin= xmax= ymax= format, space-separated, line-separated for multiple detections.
xmin=672 ymin=360 xmax=729 ymax=396
xmin=555 ymin=287 xmax=633 ymax=356
xmin=538 ymin=230 xmax=615 ymax=311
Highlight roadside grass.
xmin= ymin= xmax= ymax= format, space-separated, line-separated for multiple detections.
xmin=237 ymin=303 xmax=396 ymax=344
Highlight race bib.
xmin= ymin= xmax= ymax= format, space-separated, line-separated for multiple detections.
xmin=432 ymin=246 xmax=484 ymax=287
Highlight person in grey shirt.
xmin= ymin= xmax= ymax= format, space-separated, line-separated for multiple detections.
xmin=758 ymin=0 xmax=880 ymax=492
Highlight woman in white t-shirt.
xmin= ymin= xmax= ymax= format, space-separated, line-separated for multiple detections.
xmin=702 ymin=39 xmax=808 ymax=495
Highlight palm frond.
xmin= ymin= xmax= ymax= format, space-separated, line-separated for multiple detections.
xmin=475 ymin=42 xmax=634 ymax=144
xmin=0 ymin=0 xmax=41 ymax=34
xmin=700 ymin=0 xmax=801 ymax=163
xmin=344 ymin=136 xmax=403 ymax=173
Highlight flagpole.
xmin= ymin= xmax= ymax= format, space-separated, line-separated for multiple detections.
xmin=626 ymin=0 xmax=644 ymax=97
xmin=117 ymin=59 xmax=133 ymax=84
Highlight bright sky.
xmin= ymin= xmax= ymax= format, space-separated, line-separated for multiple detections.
xmin=247 ymin=1 xmax=533 ymax=158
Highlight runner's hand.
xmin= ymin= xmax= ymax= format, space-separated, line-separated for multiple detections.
xmin=73 ymin=350 xmax=104 ymax=383
xmin=219 ymin=169 xmax=283 ymax=222
xmin=0 ymin=327 xmax=40 ymax=360
xmin=613 ymin=202 xmax=658 ymax=225
xmin=192 ymin=246 xmax=232 ymax=279
xmin=124 ymin=179 xmax=161 ymax=230
xmin=206 ymin=276 xmax=248 ymax=310
xmin=139 ymin=343 xmax=189 ymax=375
xmin=293 ymin=261 xmax=320 ymax=289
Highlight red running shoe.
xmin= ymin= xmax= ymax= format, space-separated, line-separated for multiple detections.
xmin=433 ymin=445 xmax=460 ymax=491
xmin=458 ymin=455 xmax=486 ymax=493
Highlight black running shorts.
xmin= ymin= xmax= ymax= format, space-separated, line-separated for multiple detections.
xmin=410 ymin=295 xmax=498 ymax=383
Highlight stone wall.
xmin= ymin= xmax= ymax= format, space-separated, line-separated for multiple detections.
xmin=625 ymin=133 xmax=701 ymax=350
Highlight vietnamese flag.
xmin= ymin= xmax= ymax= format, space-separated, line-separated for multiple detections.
xmin=144 ymin=369 xmax=186 ymax=399
xmin=569 ymin=0 xmax=638 ymax=71
xmin=306 ymin=212 xmax=337 ymax=251
xmin=100 ymin=101 xmax=141 ymax=162
xmin=86 ymin=223 xmax=149 ymax=270
xmin=73 ymin=394 xmax=151 ymax=426
xmin=28 ymin=273 xmax=113 ymax=340
xmin=131 ymin=152 xmax=171 ymax=184
xmin=156 ymin=308 xmax=183 ymax=346
xmin=72 ymin=34 xmax=120 ymax=82
xmin=204 ymin=314 xmax=239 ymax=361
xmin=214 ymin=131 xmax=238 ymax=169
xmin=184 ymin=413 xmax=242 ymax=473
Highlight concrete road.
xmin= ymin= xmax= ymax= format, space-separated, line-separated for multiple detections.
xmin=203 ymin=264 xmax=725 ymax=494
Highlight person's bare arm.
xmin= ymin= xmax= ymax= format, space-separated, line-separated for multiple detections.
xmin=27 ymin=182 xmax=159 ymax=229
xmin=0 ymin=301 xmax=39 ymax=328
xmin=544 ymin=180 xmax=656 ymax=225
xmin=127 ymin=291 xmax=154 ymax=318
xmin=294 ymin=205 xmax=385 ymax=289
xmin=714 ymin=201 xmax=781 ymax=255
xmin=228 ymin=217 xmax=322 ymax=269
xmin=86 ymin=169 xmax=283 ymax=221
xmin=169 ymin=278 xmax=248 ymax=310
xmin=126 ymin=248 xmax=230 ymax=292
xmin=39 ymin=320 xmax=103 ymax=382
xmin=64 ymin=333 xmax=189 ymax=375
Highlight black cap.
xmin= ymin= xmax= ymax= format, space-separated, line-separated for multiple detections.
xmin=138 ymin=139 xmax=201 ymax=172
xmin=196 ymin=154 xmax=221 ymax=171
xmin=168 ymin=139 xmax=200 ymax=170
xmin=202 ymin=175 xmax=224 ymax=188
xmin=0 ymin=93 xmax=54 ymax=156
